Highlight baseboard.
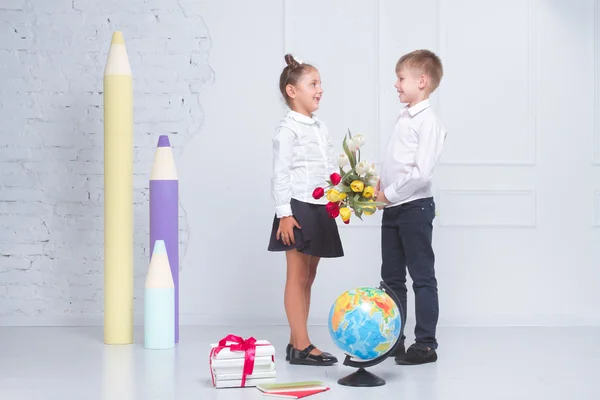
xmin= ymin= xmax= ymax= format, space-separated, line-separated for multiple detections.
xmin=1 ymin=313 xmax=599 ymax=327
xmin=0 ymin=313 xmax=292 ymax=327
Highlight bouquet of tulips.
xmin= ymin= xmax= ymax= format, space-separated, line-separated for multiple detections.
xmin=312 ymin=130 xmax=386 ymax=224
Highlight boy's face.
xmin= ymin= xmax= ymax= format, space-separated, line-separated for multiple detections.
xmin=394 ymin=66 xmax=426 ymax=106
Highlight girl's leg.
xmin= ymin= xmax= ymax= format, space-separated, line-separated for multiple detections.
xmin=304 ymin=256 xmax=319 ymax=326
xmin=284 ymin=250 xmax=323 ymax=355
xmin=288 ymin=255 xmax=319 ymax=353
xmin=284 ymin=249 xmax=311 ymax=352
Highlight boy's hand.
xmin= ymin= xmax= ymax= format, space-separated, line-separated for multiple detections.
xmin=374 ymin=190 xmax=389 ymax=209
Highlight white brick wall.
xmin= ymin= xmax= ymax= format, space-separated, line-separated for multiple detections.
xmin=0 ymin=0 xmax=212 ymax=324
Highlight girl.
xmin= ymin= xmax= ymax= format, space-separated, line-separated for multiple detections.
xmin=267 ymin=54 xmax=343 ymax=366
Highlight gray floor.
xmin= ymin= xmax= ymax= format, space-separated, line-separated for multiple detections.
xmin=0 ymin=325 xmax=599 ymax=400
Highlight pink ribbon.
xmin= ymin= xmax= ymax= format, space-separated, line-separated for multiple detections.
xmin=209 ymin=334 xmax=267 ymax=387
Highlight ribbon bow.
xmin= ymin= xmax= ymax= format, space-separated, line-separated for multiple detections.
xmin=210 ymin=334 xmax=259 ymax=387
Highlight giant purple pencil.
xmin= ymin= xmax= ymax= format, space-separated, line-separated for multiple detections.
xmin=149 ymin=135 xmax=179 ymax=343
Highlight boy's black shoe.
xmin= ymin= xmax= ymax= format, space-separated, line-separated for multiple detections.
xmin=395 ymin=343 xmax=437 ymax=365
xmin=387 ymin=342 xmax=405 ymax=358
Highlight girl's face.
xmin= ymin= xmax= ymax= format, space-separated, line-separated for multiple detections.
xmin=287 ymin=68 xmax=323 ymax=116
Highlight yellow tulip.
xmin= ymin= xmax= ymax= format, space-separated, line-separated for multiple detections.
xmin=363 ymin=200 xmax=376 ymax=215
xmin=350 ymin=180 xmax=364 ymax=193
xmin=338 ymin=192 xmax=347 ymax=200
xmin=363 ymin=186 xmax=374 ymax=199
xmin=339 ymin=207 xmax=351 ymax=222
xmin=326 ymin=189 xmax=342 ymax=202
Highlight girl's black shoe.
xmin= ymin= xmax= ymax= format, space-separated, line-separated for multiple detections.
xmin=289 ymin=344 xmax=338 ymax=366
xmin=285 ymin=343 xmax=292 ymax=361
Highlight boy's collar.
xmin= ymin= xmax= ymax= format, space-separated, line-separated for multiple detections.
xmin=402 ymin=99 xmax=431 ymax=117
xmin=287 ymin=109 xmax=319 ymax=125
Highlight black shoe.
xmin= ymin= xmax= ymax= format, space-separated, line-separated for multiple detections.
xmin=289 ymin=344 xmax=338 ymax=366
xmin=285 ymin=343 xmax=292 ymax=361
xmin=395 ymin=343 xmax=437 ymax=365
xmin=388 ymin=342 xmax=405 ymax=358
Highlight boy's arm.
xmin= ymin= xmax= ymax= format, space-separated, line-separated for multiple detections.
xmin=383 ymin=118 xmax=446 ymax=204
xmin=271 ymin=126 xmax=296 ymax=218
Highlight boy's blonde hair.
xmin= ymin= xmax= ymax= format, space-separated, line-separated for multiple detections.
xmin=396 ymin=50 xmax=443 ymax=92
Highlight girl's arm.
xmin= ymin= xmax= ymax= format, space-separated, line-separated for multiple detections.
xmin=271 ymin=125 xmax=296 ymax=217
xmin=327 ymin=134 xmax=338 ymax=176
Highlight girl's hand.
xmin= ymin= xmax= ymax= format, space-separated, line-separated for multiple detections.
xmin=277 ymin=216 xmax=301 ymax=246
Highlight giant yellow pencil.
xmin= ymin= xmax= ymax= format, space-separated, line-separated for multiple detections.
xmin=103 ymin=31 xmax=133 ymax=344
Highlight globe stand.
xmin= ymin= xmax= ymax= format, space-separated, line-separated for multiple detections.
xmin=338 ymin=367 xmax=385 ymax=387
xmin=336 ymin=281 xmax=404 ymax=388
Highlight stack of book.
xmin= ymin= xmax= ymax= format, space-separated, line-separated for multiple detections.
xmin=256 ymin=381 xmax=330 ymax=398
xmin=210 ymin=339 xmax=276 ymax=388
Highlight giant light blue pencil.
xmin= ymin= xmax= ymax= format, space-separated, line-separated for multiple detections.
xmin=144 ymin=240 xmax=175 ymax=350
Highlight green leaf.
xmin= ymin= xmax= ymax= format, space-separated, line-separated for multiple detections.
xmin=342 ymin=136 xmax=357 ymax=169
xmin=342 ymin=169 xmax=354 ymax=179
xmin=355 ymin=208 xmax=364 ymax=220
xmin=355 ymin=200 xmax=386 ymax=207
xmin=342 ymin=171 xmax=359 ymax=187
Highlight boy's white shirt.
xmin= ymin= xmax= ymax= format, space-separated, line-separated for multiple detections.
xmin=271 ymin=109 xmax=337 ymax=218
xmin=380 ymin=98 xmax=447 ymax=207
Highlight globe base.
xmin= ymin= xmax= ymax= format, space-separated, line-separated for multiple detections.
xmin=337 ymin=367 xmax=385 ymax=387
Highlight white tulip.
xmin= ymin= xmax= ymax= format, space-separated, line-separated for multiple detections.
xmin=352 ymin=134 xmax=365 ymax=148
xmin=368 ymin=175 xmax=379 ymax=187
xmin=338 ymin=154 xmax=349 ymax=168
xmin=367 ymin=163 xmax=376 ymax=175
xmin=355 ymin=161 xmax=368 ymax=175
xmin=348 ymin=139 xmax=358 ymax=152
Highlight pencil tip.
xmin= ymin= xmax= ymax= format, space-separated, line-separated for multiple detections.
xmin=111 ymin=31 xmax=125 ymax=45
xmin=157 ymin=135 xmax=171 ymax=147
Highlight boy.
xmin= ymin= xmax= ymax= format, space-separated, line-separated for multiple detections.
xmin=374 ymin=49 xmax=446 ymax=365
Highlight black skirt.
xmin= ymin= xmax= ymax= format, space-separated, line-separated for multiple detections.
xmin=268 ymin=198 xmax=344 ymax=258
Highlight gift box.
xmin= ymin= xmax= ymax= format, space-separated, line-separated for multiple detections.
xmin=209 ymin=335 xmax=276 ymax=388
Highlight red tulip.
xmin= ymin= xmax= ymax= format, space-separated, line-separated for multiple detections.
xmin=312 ymin=187 xmax=325 ymax=199
xmin=326 ymin=201 xmax=340 ymax=218
xmin=330 ymin=173 xmax=342 ymax=186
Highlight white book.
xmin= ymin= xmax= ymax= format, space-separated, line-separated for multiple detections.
xmin=215 ymin=370 xmax=276 ymax=381
xmin=214 ymin=377 xmax=277 ymax=389
xmin=210 ymin=340 xmax=275 ymax=360
xmin=211 ymin=356 xmax=275 ymax=375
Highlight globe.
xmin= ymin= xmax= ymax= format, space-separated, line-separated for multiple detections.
xmin=328 ymin=286 xmax=402 ymax=361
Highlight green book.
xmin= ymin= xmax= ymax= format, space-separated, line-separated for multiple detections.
xmin=256 ymin=381 xmax=328 ymax=393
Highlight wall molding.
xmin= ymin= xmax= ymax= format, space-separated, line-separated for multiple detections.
xmin=375 ymin=0 xmax=381 ymax=163
xmin=594 ymin=190 xmax=600 ymax=227
xmin=437 ymin=0 xmax=537 ymax=166
xmin=594 ymin=0 xmax=600 ymax=165
xmin=437 ymin=189 xmax=537 ymax=228
xmin=2 ymin=313 xmax=599 ymax=327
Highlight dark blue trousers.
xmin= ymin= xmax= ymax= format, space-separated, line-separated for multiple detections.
xmin=381 ymin=197 xmax=439 ymax=349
